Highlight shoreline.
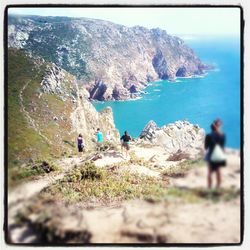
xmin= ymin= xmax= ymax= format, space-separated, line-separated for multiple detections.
xmin=90 ymin=66 xmax=216 ymax=103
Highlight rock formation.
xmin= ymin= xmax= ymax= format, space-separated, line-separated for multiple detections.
xmin=8 ymin=15 xmax=211 ymax=101
xmin=139 ymin=120 xmax=205 ymax=158
xmin=40 ymin=63 xmax=120 ymax=147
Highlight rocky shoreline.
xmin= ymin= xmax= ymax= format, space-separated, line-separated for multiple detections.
xmin=8 ymin=15 xmax=212 ymax=101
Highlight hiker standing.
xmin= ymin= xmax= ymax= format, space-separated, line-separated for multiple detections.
xmin=205 ymin=119 xmax=226 ymax=189
xmin=77 ymin=134 xmax=84 ymax=156
xmin=120 ymin=131 xmax=132 ymax=159
xmin=96 ymin=128 xmax=103 ymax=151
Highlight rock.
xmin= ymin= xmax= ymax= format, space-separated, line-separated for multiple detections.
xmin=129 ymin=85 xmax=137 ymax=93
xmin=40 ymin=161 xmax=52 ymax=173
xmin=167 ymin=149 xmax=191 ymax=161
xmin=140 ymin=120 xmax=205 ymax=157
xmin=40 ymin=64 xmax=65 ymax=94
xmin=121 ymin=226 xmax=155 ymax=242
xmin=140 ymin=120 xmax=158 ymax=140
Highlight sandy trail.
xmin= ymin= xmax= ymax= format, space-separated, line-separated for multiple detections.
xmin=170 ymin=152 xmax=241 ymax=189
xmin=7 ymin=146 xmax=241 ymax=244
xmin=7 ymin=155 xmax=92 ymax=243
xmin=77 ymin=198 xmax=240 ymax=243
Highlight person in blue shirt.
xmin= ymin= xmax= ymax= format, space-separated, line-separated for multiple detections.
xmin=96 ymin=128 xmax=103 ymax=143
xmin=96 ymin=128 xmax=103 ymax=151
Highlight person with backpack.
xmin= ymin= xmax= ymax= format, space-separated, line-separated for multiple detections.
xmin=77 ymin=134 xmax=84 ymax=156
xmin=204 ymin=119 xmax=226 ymax=189
xmin=120 ymin=131 xmax=132 ymax=159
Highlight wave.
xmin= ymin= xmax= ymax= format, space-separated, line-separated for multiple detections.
xmin=153 ymin=89 xmax=161 ymax=92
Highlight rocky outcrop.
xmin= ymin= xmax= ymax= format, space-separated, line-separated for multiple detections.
xmin=8 ymin=15 xmax=211 ymax=101
xmin=41 ymin=64 xmax=120 ymax=147
xmin=41 ymin=64 xmax=66 ymax=94
xmin=139 ymin=120 xmax=205 ymax=158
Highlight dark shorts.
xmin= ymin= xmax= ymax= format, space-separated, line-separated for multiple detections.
xmin=209 ymin=160 xmax=226 ymax=171
xmin=122 ymin=142 xmax=130 ymax=150
xmin=78 ymin=145 xmax=84 ymax=152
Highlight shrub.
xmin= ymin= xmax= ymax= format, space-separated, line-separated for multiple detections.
xmin=68 ymin=161 xmax=106 ymax=182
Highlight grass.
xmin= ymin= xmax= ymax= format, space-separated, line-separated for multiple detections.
xmin=8 ymin=159 xmax=61 ymax=187
xmin=164 ymin=186 xmax=240 ymax=203
xmin=41 ymin=161 xmax=169 ymax=204
xmin=40 ymin=160 xmax=240 ymax=205
xmin=8 ymin=49 xmax=51 ymax=170
xmin=161 ymin=158 xmax=204 ymax=178
xmin=7 ymin=48 xmax=77 ymax=184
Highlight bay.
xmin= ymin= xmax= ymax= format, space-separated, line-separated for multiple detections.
xmin=93 ymin=36 xmax=241 ymax=149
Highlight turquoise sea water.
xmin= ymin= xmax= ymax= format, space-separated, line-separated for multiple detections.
xmin=93 ymin=36 xmax=241 ymax=149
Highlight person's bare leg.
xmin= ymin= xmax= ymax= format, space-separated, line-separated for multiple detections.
xmin=216 ymin=168 xmax=221 ymax=189
xmin=207 ymin=166 xmax=213 ymax=189
xmin=121 ymin=144 xmax=123 ymax=156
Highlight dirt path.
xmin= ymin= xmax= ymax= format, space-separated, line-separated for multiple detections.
xmin=72 ymin=198 xmax=240 ymax=243
xmin=7 ymin=147 xmax=241 ymax=244
xmin=7 ymin=155 xmax=94 ymax=243
xmin=169 ymin=151 xmax=241 ymax=189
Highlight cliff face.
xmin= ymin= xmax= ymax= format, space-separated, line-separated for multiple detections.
xmin=8 ymin=48 xmax=119 ymax=168
xmin=8 ymin=15 xmax=210 ymax=101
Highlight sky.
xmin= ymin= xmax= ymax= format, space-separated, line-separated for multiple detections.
xmin=8 ymin=7 xmax=241 ymax=36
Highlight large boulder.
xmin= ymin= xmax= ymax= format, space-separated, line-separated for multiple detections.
xmin=140 ymin=120 xmax=205 ymax=158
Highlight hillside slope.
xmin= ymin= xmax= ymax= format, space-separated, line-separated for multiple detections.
xmin=7 ymin=48 xmax=119 ymax=180
xmin=8 ymin=15 xmax=210 ymax=101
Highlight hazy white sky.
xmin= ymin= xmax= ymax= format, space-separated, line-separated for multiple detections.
xmin=8 ymin=7 xmax=241 ymax=36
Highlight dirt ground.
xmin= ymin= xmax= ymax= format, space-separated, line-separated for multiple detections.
xmin=7 ymin=145 xmax=241 ymax=244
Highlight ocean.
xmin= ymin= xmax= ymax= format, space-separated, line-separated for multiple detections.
xmin=93 ymin=35 xmax=241 ymax=149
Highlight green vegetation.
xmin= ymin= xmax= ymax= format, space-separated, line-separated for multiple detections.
xmin=161 ymin=158 xmax=203 ymax=178
xmin=7 ymin=48 xmax=77 ymax=185
xmin=164 ymin=186 xmax=240 ymax=203
xmin=42 ymin=161 xmax=169 ymax=204
xmin=37 ymin=160 xmax=240 ymax=205
xmin=25 ymin=22 xmax=92 ymax=79
xmin=9 ymin=164 xmax=45 ymax=185
xmin=8 ymin=49 xmax=51 ymax=171
xmin=8 ymin=159 xmax=61 ymax=186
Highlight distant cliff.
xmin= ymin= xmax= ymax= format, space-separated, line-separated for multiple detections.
xmin=8 ymin=15 xmax=210 ymax=101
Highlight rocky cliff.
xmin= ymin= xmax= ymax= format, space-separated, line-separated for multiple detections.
xmin=8 ymin=15 xmax=210 ymax=101
xmin=8 ymin=48 xmax=119 ymax=169
xmin=139 ymin=120 xmax=205 ymax=158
